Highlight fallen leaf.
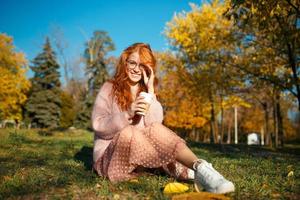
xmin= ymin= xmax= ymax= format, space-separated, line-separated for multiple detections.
xmin=271 ymin=192 xmax=281 ymax=198
xmin=164 ymin=182 xmax=189 ymax=194
xmin=113 ymin=194 xmax=120 ymax=200
xmin=172 ymin=192 xmax=231 ymax=200
xmin=287 ymin=171 xmax=294 ymax=178
xmin=129 ymin=178 xmax=139 ymax=183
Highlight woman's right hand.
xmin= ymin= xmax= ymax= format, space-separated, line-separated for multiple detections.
xmin=127 ymin=96 xmax=149 ymax=118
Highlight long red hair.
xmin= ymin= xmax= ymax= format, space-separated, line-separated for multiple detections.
xmin=108 ymin=43 xmax=158 ymax=111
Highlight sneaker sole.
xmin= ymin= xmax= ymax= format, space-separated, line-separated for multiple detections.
xmin=194 ymin=182 xmax=235 ymax=194
xmin=194 ymin=182 xmax=202 ymax=192
xmin=215 ymin=182 xmax=235 ymax=194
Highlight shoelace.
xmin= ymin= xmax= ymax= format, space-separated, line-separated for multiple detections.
xmin=192 ymin=160 xmax=212 ymax=184
xmin=192 ymin=159 xmax=203 ymax=170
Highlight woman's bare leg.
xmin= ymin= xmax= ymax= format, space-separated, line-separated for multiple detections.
xmin=175 ymin=144 xmax=235 ymax=194
xmin=148 ymin=123 xmax=200 ymax=170
xmin=175 ymin=143 xmax=199 ymax=169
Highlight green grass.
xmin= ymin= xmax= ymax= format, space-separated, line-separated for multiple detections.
xmin=0 ymin=128 xmax=299 ymax=199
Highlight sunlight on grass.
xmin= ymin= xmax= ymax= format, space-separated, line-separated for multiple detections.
xmin=0 ymin=128 xmax=299 ymax=199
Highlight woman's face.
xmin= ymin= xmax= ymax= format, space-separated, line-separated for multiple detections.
xmin=126 ymin=52 xmax=143 ymax=84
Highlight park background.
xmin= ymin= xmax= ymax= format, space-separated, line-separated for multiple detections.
xmin=0 ymin=0 xmax=299 ymax=199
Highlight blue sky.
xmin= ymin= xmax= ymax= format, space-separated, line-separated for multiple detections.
xmin=0 ymin=0 xmax=202 ymax=80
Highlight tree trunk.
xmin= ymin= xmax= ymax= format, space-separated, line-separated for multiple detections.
xmin=190 ymin=127 xmax=196 ymax=141
xmin=275 ymin=14 xmax=300 ymax=111
xmin=262 ymin=102 xmax=271 ymax=146
xmin=227 ymin=114 xmax=232 ymax=144
xmin=234 ymin=106 xmax=238 ymax=144
xmin=195 ymin=128 xmax=198 ymax=141
xmin=209 ymin=93 xmax=217 ymax=143
xmin=273 ymin=91 xmax=278 ymax=148
xmin=275 ymin=92 xmax=284 ymax=147
xmin=220 ymin=95 xmax=224 ymax=144
xmin=286 ymin=42 xmax=300 ymax=111
xmin=260 ymin=126 xmax=264 ymax=145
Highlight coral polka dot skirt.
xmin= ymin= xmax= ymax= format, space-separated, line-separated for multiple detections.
xmin=93 ymin=122 xmax=190 ymax=182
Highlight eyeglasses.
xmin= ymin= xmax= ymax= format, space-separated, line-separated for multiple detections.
xmin=126 ymin=60 xmax=146 ymax=70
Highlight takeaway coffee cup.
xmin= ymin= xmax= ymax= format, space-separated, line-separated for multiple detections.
xmin=138 ymin=92 xmax=153 ymax=116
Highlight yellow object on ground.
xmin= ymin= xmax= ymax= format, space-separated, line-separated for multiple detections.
xmin=172 ymin=192 xmax=231 ymax=200
xmin=163 ymin=182 xmax=189 ymax=194
xmin=128 ymin=178 xmax=139 ymax=183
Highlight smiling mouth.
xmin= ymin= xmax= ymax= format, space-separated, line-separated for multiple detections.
xmin=131 ymin=73 xmax=141 ymax=77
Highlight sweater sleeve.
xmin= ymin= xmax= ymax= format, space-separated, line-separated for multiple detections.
xmin=144 ymin=94 xmax=164 ymax=126
xmin=91 ymin=82 xmax=132 ymax=140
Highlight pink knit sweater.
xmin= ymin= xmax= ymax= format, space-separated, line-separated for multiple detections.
xmin=91 ymin=82 xmax=164 ymax=163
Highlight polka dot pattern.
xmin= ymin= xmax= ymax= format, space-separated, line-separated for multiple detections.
xmin=93 ymin=122 xmax=190 ymax=183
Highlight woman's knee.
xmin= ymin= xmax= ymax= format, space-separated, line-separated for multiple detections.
xmin=150 ymin=122 xmax=174 ymax=134
xmin=150 ymin=122 xmax=164 ymax=129
xmin=150 ymin=122 xmax=184 ymax=141
xmin=118 ymin=125 xmax=134 ymax=140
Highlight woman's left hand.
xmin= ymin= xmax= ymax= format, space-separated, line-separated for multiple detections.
xmin=142 ymin=65 xmax=155 ymax=94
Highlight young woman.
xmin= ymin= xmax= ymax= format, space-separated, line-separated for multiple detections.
xmin=92 ymin=43 xmax=234 ymax=194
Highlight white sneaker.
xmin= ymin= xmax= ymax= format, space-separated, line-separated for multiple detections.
xmin=193 ymin=159 xmax=235 ymax=194
xmin=187 ymin=168 xmax=195 ymax=180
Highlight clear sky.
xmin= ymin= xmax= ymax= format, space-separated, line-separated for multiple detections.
xmin=0 ymin=0 xmax=202 ymax=79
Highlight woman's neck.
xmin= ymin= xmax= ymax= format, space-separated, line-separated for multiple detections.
xmin=130 ymin=83 xmax=139 ymax=100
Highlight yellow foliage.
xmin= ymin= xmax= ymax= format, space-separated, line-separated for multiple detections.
xmin=165 ymin=0 xmax=234 ymax=61
xmin=161 ymin=0 xmax=240 ymax=130
xmin=158 ymin=54 xmax=209 ymax=129
xmin=239 ymin=106 xmax=264 ymax=133
xmin=222 ymin=96 xmax=251 ymax=109
xmin=0 ymin=33 xmax=31 ymax=121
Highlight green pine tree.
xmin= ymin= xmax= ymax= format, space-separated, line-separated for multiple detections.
xmin=25 ymin=37 xmax=62 ymax=128
xmin=74 ymin=94 xmax=94 ymax=130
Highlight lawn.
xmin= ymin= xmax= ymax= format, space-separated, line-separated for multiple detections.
xmin=0 ymin=128 xmax=299 ymax=199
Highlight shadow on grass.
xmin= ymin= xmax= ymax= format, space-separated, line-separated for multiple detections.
xmin=187 ymin=141 xmax=300 ymax=159
xmin=74 ymin=146 xmax=93 ymax=171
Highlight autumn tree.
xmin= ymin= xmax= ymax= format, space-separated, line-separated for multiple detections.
xmin=158 ymin=52 xmax=209 ymax=140
xmin=165 ymin=0 xmax=246 ymax=143
xmin=228 ymin=0 xmax=300 ymax=111
xmin=25 ymin=38 xmax=62 ymax=128
xmin=225 ymin=0 xmax=300 ymax=146
xmin=0 ymin=33 xmax=31 ymax=123
xmin=279 ymin=93 xmax=299 ymax=141
xmin=221 ymin=95 xmax=251 ymax=143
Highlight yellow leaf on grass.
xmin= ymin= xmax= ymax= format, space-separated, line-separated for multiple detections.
xmin=129 ymin=178 xmax=139 ymax=183
xmin=172 ymin=192 xmax=231 ymax=200
xmin=113 ymin=194 xmax=120 ymax=200
xmin=164 ymin=182 xmax=189 ymax=194
xmin=287 ymin=171 xmax=294 ymax=177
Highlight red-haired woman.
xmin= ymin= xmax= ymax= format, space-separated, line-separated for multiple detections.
xmin=92 ymin=43 xmax=234 ymax=194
